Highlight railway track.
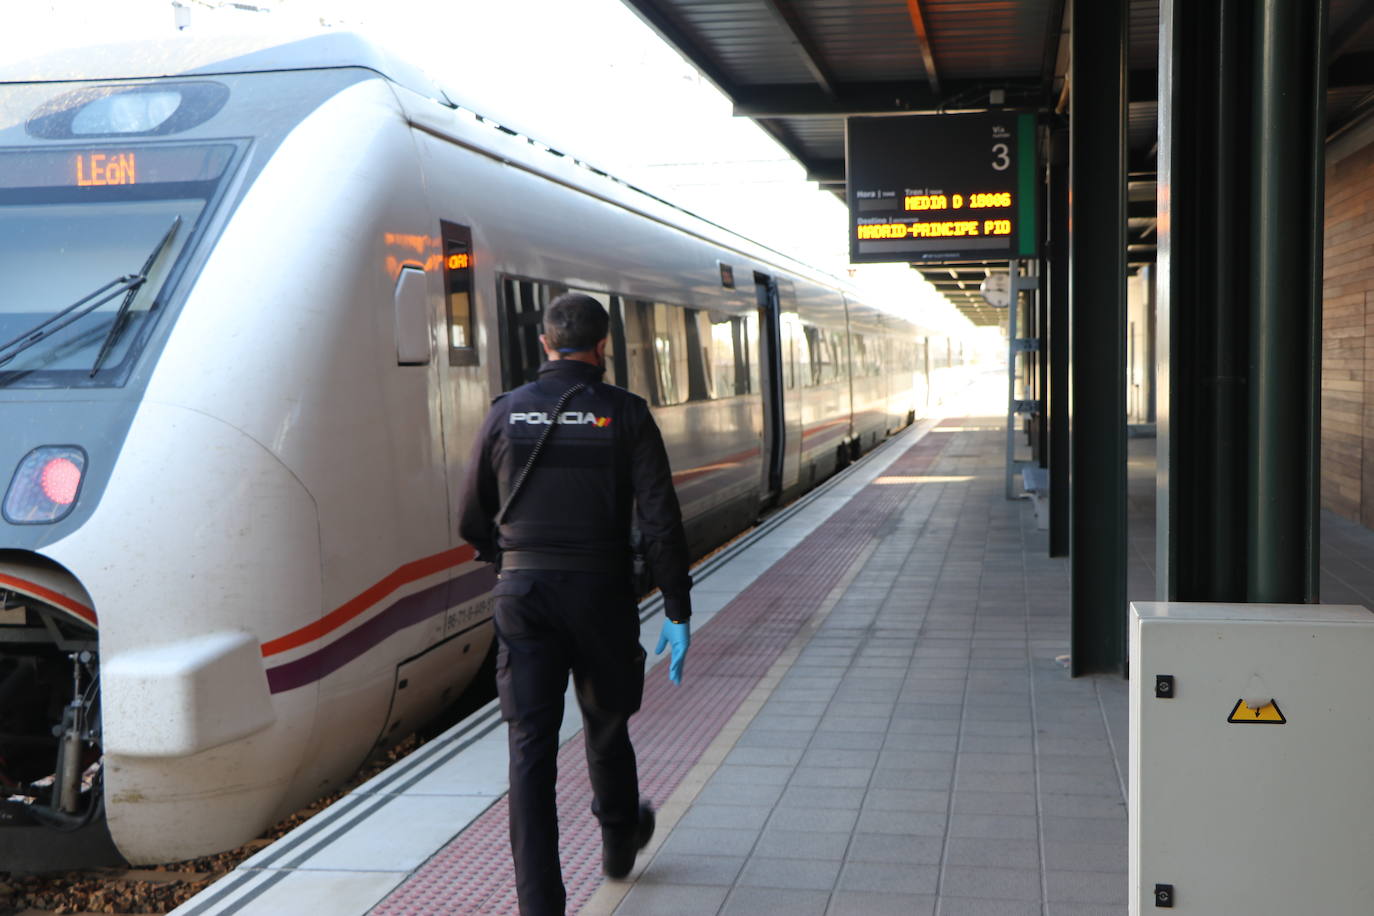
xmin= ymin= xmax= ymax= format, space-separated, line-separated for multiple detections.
xmin=0 ymin=731 xmax=434 ymax=914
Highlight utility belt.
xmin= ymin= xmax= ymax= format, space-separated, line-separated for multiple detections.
xmin=500 ymin=550 xmax=631 ymax=575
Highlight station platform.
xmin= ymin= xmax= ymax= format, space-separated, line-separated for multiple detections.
xmin=173 ymin=375 xmax=1160 ymax=916
xmin=173 ymin=377 xmax=1131 ymax=915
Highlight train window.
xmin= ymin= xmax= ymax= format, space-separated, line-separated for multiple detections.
xmin=498 ymin=275 xmax=565 ymax=388
xmin=869 ymin=336 xmax=884 ymax=377
xmin=736 ymin=315 xmax=758 ymax=395
xmin=684 ymin=309 xmax=712 ymax=401
xmin=621 ymin=300 xmax=657 ymax=399
xmin=441 ymin=222 xmax=477 ymax=368
xmin=651 ymin=303 xmax=690 ymax=406
xmin=567 ymin=289 xmax=624 ymax=384
xmin=743 ymin=312 xmax=759 ymax=395
xmin=607 ymin=295 xmax=628 ymax=388
xmin=706 ymin=311 xmax=749 ymax=398
xmin=777 ymin=318 xmax=794 ymax=391
xmin=852 ymin=334 xmax=870 ymax=378
xmin=794 ymin=330 xmax=806 ymax=386
xmin=932 ymin=336 xmax=949 ymax=370
xmin=773 ymin=281 xmax=798 ymax=392
xmin=803 ymin=326 xmax=822 ymax=385
xmin=805 ymin=325 xmax=843 ymax=386
xmin=786 ymin=332 xmax=796 ymax=390
xmin=787 ymin=317 xmax=807 ymax=391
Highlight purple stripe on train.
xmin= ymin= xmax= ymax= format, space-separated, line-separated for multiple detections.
xmin=265 ymin=565 xmax=497 ymax=693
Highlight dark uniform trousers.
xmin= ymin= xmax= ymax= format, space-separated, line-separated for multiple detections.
xmin=492 ymin=568 xmax=647 ymax=915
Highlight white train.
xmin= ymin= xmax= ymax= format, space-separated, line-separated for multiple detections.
xmin=0 ymin=33 xmax=972 ymax=867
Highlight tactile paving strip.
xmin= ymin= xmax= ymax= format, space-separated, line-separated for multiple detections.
xmin=370 ymin=430 xmax=953 ymax=915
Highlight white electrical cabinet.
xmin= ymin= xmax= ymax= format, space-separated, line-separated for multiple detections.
xmin=1130 ymin=601 xmax=1374 ymax=914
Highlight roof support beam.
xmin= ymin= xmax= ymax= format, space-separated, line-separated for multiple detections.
xmin=904 ymin=0 xmax=942 ymax=95
xmin=733 ymin=74 xmax=1156 ymax=118
xmin=733 ymin=79 xmax=1047 ymax=118
xmin=760 ymin=0 xmax=839 ymax=99
xmin=738 ymin=54 xmax=1367 ymax=123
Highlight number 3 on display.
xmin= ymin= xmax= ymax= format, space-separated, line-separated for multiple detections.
xmin=991 ymin=142 xmax=1010 ymax=171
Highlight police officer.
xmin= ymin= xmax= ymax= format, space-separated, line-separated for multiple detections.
xmin=458 ymin=293 xmax=692 ymax=915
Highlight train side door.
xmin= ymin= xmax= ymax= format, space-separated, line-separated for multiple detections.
xmin=775 ymin=283 xmax=803 ymax=497
xmin=755 ymin=272 xmax=786 ymax=505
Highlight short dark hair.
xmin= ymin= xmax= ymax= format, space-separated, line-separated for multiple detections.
xmin=544 ymin=293 xmax=610 ymax=353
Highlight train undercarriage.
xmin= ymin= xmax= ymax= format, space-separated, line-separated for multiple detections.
xmin=0 ymin=570 xmax=122 ymax=870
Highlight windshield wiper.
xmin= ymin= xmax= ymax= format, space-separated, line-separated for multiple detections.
xmin=90 ymin=215 xmax=182 ymax=376
xmin=0 ymin=215 xmax=184 ymax=376
xmin=0 ymin=275 xmax=146 ymax=370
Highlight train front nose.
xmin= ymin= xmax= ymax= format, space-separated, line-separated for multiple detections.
xmin=34 ymin=400 xmax=324 ymax=864
xmin=0 ymin=391 xmax=326 ymax=865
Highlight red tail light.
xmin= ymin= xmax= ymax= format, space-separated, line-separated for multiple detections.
xmin=3 ymin=447 xmax=87 ymax=524
xmin=40 ymin=457 xmax=82 ymax=505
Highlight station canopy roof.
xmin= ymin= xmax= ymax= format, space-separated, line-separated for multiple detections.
xmin=619 ymin=0 xmax=1374 ymax=326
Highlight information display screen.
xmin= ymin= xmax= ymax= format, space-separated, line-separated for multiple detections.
xmin=846 ymin=112 xmax=1037 ymax=264
xmin=0 ymin=144 xmax=233 ymax=191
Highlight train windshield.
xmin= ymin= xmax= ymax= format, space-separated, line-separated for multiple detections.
xmin=0 ymin=144 xmax=233 ymax=388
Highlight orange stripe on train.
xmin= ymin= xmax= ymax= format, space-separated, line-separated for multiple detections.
xmin=0 ymin=573 xmax=97 ymax=626
xmin=260 ymin=545 xmax=476 ymax=657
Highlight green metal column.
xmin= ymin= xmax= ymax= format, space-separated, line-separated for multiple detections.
xmin=1159 ymin=0 xmax=1326 ymax=604
xmin=1247 ymin=1 xmax=1327 ymax=602
xmin=1069 ymin=0 xmax=1128 ymax=674
xmin=1160 ymin=0 xmax=1248 ymax=602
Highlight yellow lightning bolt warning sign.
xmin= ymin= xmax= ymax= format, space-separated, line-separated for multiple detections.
xmin=1227 ymin=698 xmax=1287 ymax=724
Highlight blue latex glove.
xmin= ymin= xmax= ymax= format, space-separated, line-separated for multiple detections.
xmin=654 ymin=620 xmax=690 ymax=685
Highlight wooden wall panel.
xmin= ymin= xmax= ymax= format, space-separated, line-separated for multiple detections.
xmin=1321 ymin=141 xmax=1374 ymax=526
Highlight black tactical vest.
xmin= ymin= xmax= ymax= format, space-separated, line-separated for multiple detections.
xmin=493 ymin=360 xmax=641 ymax=563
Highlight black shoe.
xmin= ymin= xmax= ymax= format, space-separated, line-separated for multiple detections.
xmin=602 ymin=801 xmax=655 ymax=879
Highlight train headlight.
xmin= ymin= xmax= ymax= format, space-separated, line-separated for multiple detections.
xmin=3 ymin=447 xmax=87 ymax=524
